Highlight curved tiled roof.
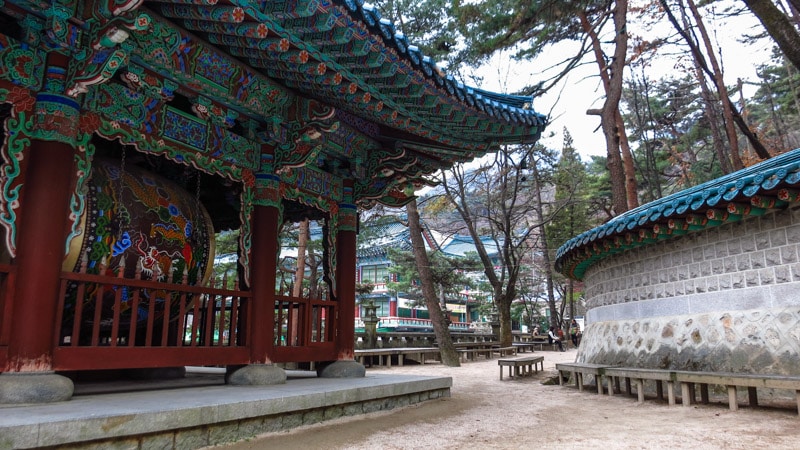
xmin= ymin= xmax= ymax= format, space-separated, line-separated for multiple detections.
xmin=556 ymin=149 xmax=800 ymax=280
xmin=148 ymin=0 xmax=547 ymax=151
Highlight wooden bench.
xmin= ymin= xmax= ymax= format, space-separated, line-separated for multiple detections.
xmin=492 ymin=346 xmax=517 ymax=357
xmin=457 ymin=347 xmax=495 ymax=362
xmin=355 ymin=347 xmax=441 ymax=367
xmin=673 ymin=370 xmax=800 ymax=414
xmin=604 ymin=367 xmax=676 ymax=405
xmin=512 ymin=342 xmax=536 ymax=353
xmin=555 ymin=362 xmax=614 ymax=395
xmin=499 ymin=356 xmax=545 ymax=380
xmin=530 ymin=338 xmax=559 ymax=351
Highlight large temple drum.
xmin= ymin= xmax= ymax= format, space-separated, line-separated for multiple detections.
xmin=61 ymin=157 xmax=215 ymax=344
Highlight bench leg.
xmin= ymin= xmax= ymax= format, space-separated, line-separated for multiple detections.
xmin=635 ymin=379 xmax=645 ymax=403
xmin=667 ymin=381 xmax=676 ymax=406
xmin=597 ymin=376 xmax=604 ymax=395
xmin=727 ymin=385 xmax=739 ymax=411
xmin=681 ymin=382 xmax=693 ymax=407
xmin=499 ymin=366 xmax=503 ymax=381
xmin=607 ymin=376 xmax=615 ymax=397
xmin=558 ymin=370 xmax=564 ymax=386
xmin=796 ymin=390 xmax=800 ymax=415
xmin=399 ymin=354 xmax=404 ymax=367
xmin=577 ymin=373 xmax=584 ymax=392
xmin=748 ymin=387 xmax=758 ymax=407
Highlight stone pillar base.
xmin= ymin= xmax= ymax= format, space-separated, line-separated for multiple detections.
xmin=226 ymin=364 xmax=286 ymax=385
xmin=318 ymin=360 xmax=366 ymax=378
xmin=0 ymin=372 xmax=74 ymax=404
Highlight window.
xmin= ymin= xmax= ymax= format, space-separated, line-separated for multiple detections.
xmin=361 ymin=264 xmax=389 ymax=284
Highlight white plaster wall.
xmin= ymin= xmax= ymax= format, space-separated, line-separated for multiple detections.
xmin=577 ymin=204 xmax=800 ymax=374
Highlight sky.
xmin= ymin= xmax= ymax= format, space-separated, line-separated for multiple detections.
xmin=467 ymin=5 xmax=775 ymax=160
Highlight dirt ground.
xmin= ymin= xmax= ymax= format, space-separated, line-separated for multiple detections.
xmin=215 ymin=349 xmax=800 ymax=450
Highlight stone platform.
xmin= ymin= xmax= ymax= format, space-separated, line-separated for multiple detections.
xmin=0 ymin=368 xmax=451 ymax=449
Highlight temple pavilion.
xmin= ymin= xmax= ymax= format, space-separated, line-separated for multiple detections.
xmin=0 ymin=0 xmax=545 ymax=403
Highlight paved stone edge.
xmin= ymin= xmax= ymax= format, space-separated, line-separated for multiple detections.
xmin=1 ymin=375 xmax=452 ymax=449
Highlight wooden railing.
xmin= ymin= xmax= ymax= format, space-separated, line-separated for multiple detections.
xmin=53 ymin=258 xmax=251 ymax=370
xmin=273 ymin=295 xmax=336 ymax=362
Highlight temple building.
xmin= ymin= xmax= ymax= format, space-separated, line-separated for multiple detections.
xmin=0 ymin=0 xmax=545 ymax=403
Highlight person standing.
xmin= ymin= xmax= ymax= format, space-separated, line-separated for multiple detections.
xmin=548 ymin=326 xmax=565 ymax=352
xmin=569 ymin=319 xmax=580 ymax=348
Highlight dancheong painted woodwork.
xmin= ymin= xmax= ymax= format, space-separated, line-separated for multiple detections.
xmin=0 ymin=0 xmax=545 ymax=387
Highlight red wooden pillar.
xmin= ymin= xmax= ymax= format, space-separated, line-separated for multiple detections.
xmin=248 ymin=204 xmax=279 ymax=364
xmin=335 ymin=222 xmax=357 ymax=360
xmin=5 ymin=138 xmax=75 ymax=373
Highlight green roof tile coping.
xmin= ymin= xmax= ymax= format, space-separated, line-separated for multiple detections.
xmin=555 ymin=148 xmax=800 ymax=280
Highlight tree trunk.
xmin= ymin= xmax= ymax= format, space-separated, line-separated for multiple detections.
xmin=743 ymin=0 xmax=800 ymax=71
xmin=661 ymin=0 xmax=772 ymax=161
xmin=292 ymin=219 xmax=309 ymax=298
xmin=406 ymin=200 xmax=460 ymax=366
xmin=687 ymin=0 xmax=744 ymax=170
xmin=530 ymin=163 xmax=560 ymax=329
xmin=496 ymin=293 xmax=514 ymax=346
xmin=580 ymin=5 xmax=634 ymax=214
xmin=692 ymin=53 xmax=732 ymax=173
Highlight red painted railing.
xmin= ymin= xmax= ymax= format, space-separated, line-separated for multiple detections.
xmin=272 ymin=295 xmax=336 ymax=362
xmin=53 ymin=258 xmax=251 ymax=370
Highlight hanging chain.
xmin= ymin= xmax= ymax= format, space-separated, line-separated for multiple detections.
xmin=195 ymin=171 xmax=202 ymax=235
xmin=117 ymin=145 xmax=127 ymax=238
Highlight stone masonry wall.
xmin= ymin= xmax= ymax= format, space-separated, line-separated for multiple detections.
xmin=52 ymin=389 xmax=451 ymax=450
xmin=577 ymin=204 xmax=800 ymax=375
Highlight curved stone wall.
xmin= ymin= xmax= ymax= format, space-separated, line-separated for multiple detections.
xmin=577 ymin=204 xmax=800 ymax=375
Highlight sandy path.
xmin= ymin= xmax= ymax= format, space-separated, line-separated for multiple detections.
xmin=216 ymin=349 xmax=800 ymax=449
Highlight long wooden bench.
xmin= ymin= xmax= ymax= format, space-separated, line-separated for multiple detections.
xmin=498 ymin=356 xmax=545 ymax=380
xmin=355 ymin=347 xmax=441 ymax=367
xmin=555 ymin=362 xmax=614 ymax=394
xmin=673 ymin=370 xmax=800 ymax=413
xmin=604 ymin=367 xmax=676 ymax=405
xmin=559 ymin=365 xmax=800 ymax=415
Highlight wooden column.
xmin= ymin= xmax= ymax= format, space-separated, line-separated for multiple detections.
xmin=248 ymin=204 xmax=279 ymax=364
xmin=335 ymin=193 xmax=357 ymax=360
xmin=5 ymin=139 xmax=75 ymax=372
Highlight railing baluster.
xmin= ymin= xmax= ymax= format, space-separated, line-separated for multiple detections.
xmin=228 ymin=280 xmax=240 ymax=347
xmin=177 ymin=269 xmax=189 ymax=347
xmin=127 ymin=263 xmax=142 ymax=347
xmin=216 ymin=294 xmax=226 ymax=346
xmin=190 ymin=289 xmax=201 ymax=346
xmin=70 ymin=251 xmax=90 ymax=346
xmin=109 ymin=258 xmax=125 ymax=347
xmin=204 ymin=292 xmax=215 ymax=346
xmin=90 ymin=258 xmax=108 ymax=346
xmin=144 ymin=258 xmax=156 ymax=347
